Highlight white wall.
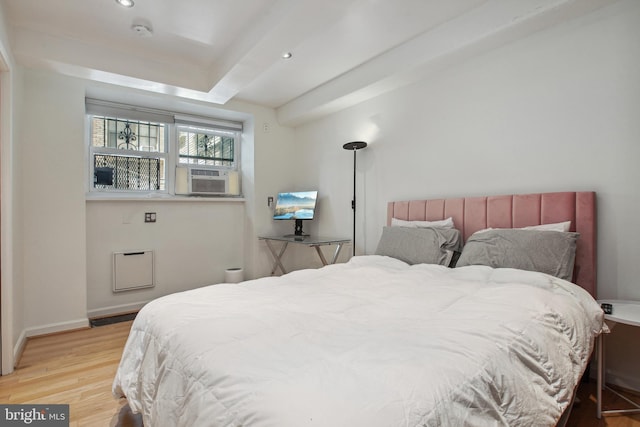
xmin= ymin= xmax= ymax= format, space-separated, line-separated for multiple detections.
xmin=0 ymin=0 xmax=21 ymax=374
xmin=7 ymin=68 xmax=24 ymax=371
xmin=82 ymin=82 xmax=306 ymax=282
xmin=14 ymin=67 xmax=299 ymax=336
xmin=86 ymin=200 xmax=245 ymax=316
xmin=294 ymin=1 xmax=640 ymax=388
xmin=19 ymin=69 xmax=89 ymax=334
xmin=250 ymin=108 xmax=353 ymax=273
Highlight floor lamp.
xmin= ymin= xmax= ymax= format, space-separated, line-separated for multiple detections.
xmin=343 ymin=141 xmax=367 ymax=257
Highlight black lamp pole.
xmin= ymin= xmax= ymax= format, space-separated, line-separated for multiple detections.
xmin=342 ymin=141 xmax=367 ymax=257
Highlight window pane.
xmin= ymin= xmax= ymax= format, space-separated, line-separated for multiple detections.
xmin=94 ymin=154 xmax=164 ymax=191
xmin=178 ymin=128 xmax=235 ymax=166
xmin=91 ymin=116 xmax=166 ymax=153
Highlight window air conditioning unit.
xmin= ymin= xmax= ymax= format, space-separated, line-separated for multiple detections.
xmin=175 ymin=167 xmax=240 ymax=196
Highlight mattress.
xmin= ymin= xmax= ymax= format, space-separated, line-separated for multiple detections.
xmin=113 ymin=255 xmax=604 ymax=427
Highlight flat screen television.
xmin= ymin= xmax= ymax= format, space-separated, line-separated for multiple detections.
xmin=273 ymin=190 xmax=318 ymax=236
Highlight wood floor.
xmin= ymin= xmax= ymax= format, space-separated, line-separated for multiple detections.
xmin=0 ymin=320 xmax=639 ymax=426
xmin=0 ymin=321 xmax=142 ymax=426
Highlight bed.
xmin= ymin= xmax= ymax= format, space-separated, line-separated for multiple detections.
xmin=113 ymin=191 xmax=605 ymax=427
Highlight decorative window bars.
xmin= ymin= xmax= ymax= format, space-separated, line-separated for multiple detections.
xmin=94 ymin=154 xmax=162 ymax=190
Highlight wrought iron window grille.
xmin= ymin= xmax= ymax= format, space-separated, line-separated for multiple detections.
xmin=118 ymin=122 xmax=138 ymax=150
xmin=94 ymin=154 xmax=161 ymax=191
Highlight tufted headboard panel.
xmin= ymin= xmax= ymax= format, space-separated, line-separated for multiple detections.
xmin=387 ymin=192 xmax=597 ymax=297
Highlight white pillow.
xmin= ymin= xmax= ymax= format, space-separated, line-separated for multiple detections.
xmin=474 ymin=220 xmax=572 ymax=235
xmin=521 ymin=221 xmax=571 ymax=232
xmin=391 ymin=217 xmax=454 ymax=229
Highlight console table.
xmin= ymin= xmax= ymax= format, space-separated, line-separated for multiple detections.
xmin=596 ymin=299 xmax=640 ymax=418
xmin=258 ymin=236 xmax=351 ymax=275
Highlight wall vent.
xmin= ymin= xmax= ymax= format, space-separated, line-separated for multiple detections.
xmin=113 ymin=250 xmax=154 ymax=292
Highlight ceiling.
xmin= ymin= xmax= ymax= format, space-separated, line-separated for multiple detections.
xmin=2 ymin=0 xmax=615 ymax=125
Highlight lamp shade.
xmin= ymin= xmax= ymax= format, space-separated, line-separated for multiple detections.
xmin=343 ymin=141 xmax=367 ymax=150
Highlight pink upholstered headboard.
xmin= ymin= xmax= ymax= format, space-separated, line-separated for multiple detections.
xmin=387 ymin=192 xmax=597 ymax=297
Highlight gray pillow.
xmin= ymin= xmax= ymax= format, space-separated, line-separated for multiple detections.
xmin=375 ymin=226 xmax=462 ymax=266
xmin=456 ymin=229 xmax=579 ymax=281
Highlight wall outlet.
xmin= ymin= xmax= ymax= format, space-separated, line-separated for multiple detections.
xmin=263 ymin=122 xmax=270 ymax=133
xmin=144 ymin=212 xmax=156 ymax=223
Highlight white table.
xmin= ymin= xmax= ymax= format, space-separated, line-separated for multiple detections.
xmin=258 ymin=235 xmax=351 ymax=275
xmin=596 ymin=299 xmax=640 ymax=418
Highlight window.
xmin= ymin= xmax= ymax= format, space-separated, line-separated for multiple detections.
xmin=91 ymin=117 xmax=168 ymax=191
xmin=177 ymin=125 xmax=236 ymax=168
xmin=86 ymin=98 xmax=242 ymax=196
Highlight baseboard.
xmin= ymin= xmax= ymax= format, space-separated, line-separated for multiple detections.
xmin=87 ymin=301 xmax=149 ymax=319
xmin=24 ymin=318 xmax=90 ymax=338
xmin=589 ymin=364 xmax=640 ymax=394
xmin=603 ymin=370 xmax=640 ymax=394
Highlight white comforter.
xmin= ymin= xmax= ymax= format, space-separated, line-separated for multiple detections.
xmin=113 ymin=256 xmax=604 ymax=427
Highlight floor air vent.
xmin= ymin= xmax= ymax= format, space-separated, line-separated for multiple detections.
xmin=89 ymin=312 xmax=137 ymax=327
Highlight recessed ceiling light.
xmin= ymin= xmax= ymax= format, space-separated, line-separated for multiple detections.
xmin=282 ymin=52 xmax=292 ymax=60
xmin=116 ymin=0 xmax=134 ymax=8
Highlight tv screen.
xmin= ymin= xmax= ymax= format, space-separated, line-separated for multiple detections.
xmin=273 ymin=191 xmax=318 ymax=220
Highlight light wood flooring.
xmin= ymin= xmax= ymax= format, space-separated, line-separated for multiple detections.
xmin=1 ymin=320 xmax=639 ymax=426
xmin=0 ymin=321 xmax=142 ymax=426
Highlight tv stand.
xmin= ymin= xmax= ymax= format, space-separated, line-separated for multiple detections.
xmin=258 ymin=235 xmax=351 ymax=275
